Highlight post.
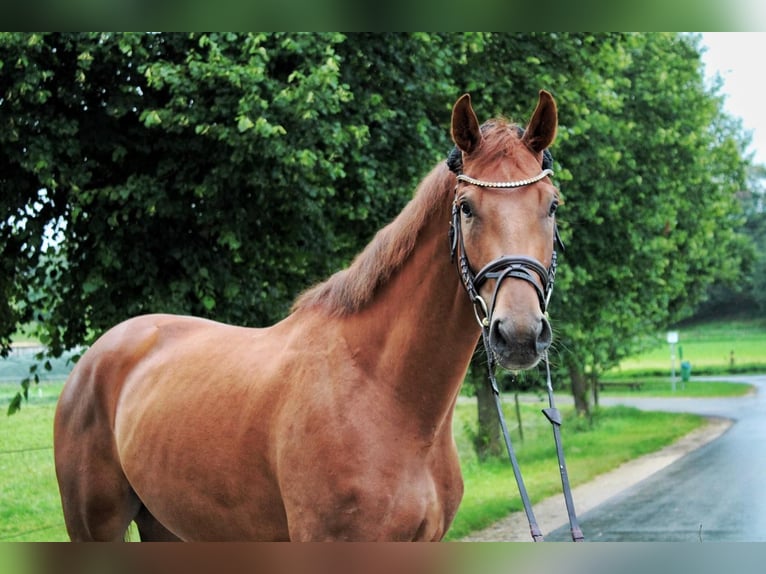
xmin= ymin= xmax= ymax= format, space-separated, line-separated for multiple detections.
xmin=679 ymin=345 xmax=684 ymax=390
xmin=667 ymin=331 xmax=679 ymax=392
xmin=514 ymin=391 xmax=524 ymax=443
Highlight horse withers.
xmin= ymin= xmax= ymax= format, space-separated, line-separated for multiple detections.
xmin=54 ymin=91 xmax=560 ymax=541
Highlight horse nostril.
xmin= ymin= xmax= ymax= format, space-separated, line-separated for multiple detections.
xmin=489 ymin=318 xmax=508 ymax=349
xmin=490 ymin=315 xmax=551 ymax=363
xmin=536 ymin=317 xmax=552 ymax=354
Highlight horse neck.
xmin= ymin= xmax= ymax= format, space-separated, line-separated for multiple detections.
xmin=343 ymin=188 xmax=480 ymax=436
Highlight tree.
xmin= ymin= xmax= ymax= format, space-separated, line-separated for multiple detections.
xmin=2 ymin=32 xmax=479 ymax=412
xmin=695 ymin=163 xmax=765 ymax=318
xmin=539 ymin=34 xmax=749 ymax=413
xmin=2 ymin=33 xmax=343 ymax=353
xmin=744 ymin=166 xmax=766 ymax=312
xmin=2 ymin=33 xmax=751 ymax=430
xmin=0 ymin=32 xmax=464 ymax=359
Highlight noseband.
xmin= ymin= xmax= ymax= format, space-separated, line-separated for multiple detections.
xmin=446 ymin=144 xmax=583 ymax=543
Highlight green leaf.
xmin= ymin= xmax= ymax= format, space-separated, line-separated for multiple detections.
xmin=236 ymin=115 xmax=254 ymax=133
xmin=140 ymin=110 xmax=162 ymax=128
xmin=201 ymin=295 xmax=216 ymax=311
xmin=219 ymin=230 xmax=241 ymax=251
xmin=7 ymin=393 xmax=22 ymax=416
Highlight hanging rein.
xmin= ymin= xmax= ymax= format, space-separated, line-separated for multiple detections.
xmin=447 ymin=143 xmax=584 ymax=543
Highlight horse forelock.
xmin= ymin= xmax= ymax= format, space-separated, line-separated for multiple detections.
xmin=472 ymin=120 xmax=534 ymax=171
xmin=291 ymin=163 xmax=454 ymax=317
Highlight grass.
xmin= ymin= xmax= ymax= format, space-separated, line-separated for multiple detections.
xmin=596 ymin=378 xmax=753 ymax=398
xmin=444 ymin=400 xmax=702 ymax=540
xmin=610 ymin=317 xmax=766 ymax=377
xmin=444 ymin=316 xmax=763 ymax=539
xmin=0 ymin=381 xmax=68 ymax=542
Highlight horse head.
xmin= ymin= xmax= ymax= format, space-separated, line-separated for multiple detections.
xmin=449 ymin=91 xmax=560 ymax=370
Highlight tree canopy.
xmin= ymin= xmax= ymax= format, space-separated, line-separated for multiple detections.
xmin=1 ymin=33 xmax=753 ymax=416
xmin=533 ymin=33 xmax=750 ymax=411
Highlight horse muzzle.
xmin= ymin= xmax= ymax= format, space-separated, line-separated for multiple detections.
xmin=489 ymin=312 xmax=552 ymax=370
xmin=472 ymin=254 xmax=553 ymax=370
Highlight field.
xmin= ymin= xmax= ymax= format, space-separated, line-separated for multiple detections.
xmin=0 ymin=381 xmax=67 ymax=541
xmin=609 ymin=317 xmax=766 ymax=377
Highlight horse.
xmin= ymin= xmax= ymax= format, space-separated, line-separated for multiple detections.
xmin=54 ymin=90 xmax=561 ymax=541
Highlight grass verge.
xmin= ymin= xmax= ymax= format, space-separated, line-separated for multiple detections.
xmin=444 ymin=400 xmax=702 ymax=539
xmin=0 ymin=381 xmax=68 ymax=541
xmin=596 ymin=378 xmax=753 ymax=398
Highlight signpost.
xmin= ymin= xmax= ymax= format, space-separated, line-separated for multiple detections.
xmin=667 ymin=331 xmax=679 ymax=392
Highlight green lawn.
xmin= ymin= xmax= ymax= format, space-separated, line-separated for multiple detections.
xmin=0 ymin=381 xmax=68 ymax=541
xmin=611 ymin=317 xmax=766 ymax=376
xmin=596 ymin=378 xmax=753 ymax=398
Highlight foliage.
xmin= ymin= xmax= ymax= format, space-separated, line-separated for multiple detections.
xmin=455 ymin=33 xmax=750 ymax=417
xmin=529 ymin=33 xmax=749 ymax=412
xmin=0 ymin=32 xmax=464 ymax=357
xmin=1 ymin=33 xmax=753 ymax=422
xmin=693 ymin=168 xmax=765 ymax=319
xmin=702 ymin=163 xmax=766 ymax=315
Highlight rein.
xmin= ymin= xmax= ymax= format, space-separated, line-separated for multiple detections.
xmin=448 ymin=151 xmax=583 ymax=543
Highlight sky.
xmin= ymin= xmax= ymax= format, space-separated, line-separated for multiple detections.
xmin=699 ymin=32 xmax=766 ymax=165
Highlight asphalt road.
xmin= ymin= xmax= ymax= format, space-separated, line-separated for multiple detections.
xmin=547 ymin=374 xmax=766 ymax=542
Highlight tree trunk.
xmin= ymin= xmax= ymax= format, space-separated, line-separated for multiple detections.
xmin=471 ymin=358 xmax=502 ymax=460
xmin=566 ymin=359 xmax=591 ymax=417
xmin=591 ymin=372 xmax=600 ymax=407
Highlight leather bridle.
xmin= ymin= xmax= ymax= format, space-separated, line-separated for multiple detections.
xmin=447 ymin=146 xmax=583 ymax=542
xmin=449 ymin=169 xmax=561 ymax=329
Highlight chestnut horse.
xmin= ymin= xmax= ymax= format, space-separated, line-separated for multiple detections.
xmin=54 ymin=91 xmax=560 ymax=541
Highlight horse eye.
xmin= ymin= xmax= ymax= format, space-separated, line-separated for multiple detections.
xmin=548 ymin=200 xmax=559 ymax=217
xmin=460 ymin=202 xmax=474 ymax=218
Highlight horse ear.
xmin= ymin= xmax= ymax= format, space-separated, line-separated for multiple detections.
xmin=522 ymin=90 xmax=558 ymax=153
xmin=451 ymin=93 xmax=482 ymax=154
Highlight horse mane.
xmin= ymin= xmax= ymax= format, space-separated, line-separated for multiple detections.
xmin=291 ymin=162 xmax=453 ymax=316
xmin=291 ymin=119 xmax=525 ymax=317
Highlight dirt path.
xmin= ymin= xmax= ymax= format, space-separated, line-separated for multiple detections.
xmin=460 ymin=416 xmax=732 ymax=541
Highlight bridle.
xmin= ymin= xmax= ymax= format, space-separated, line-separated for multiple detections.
xmin=447 ymin=145 xmax=584 ymax=543
xmin=449 ymin=167 xmax=560 ymax=329
xmin=447 ymin=143 xmax=563 ymax=326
